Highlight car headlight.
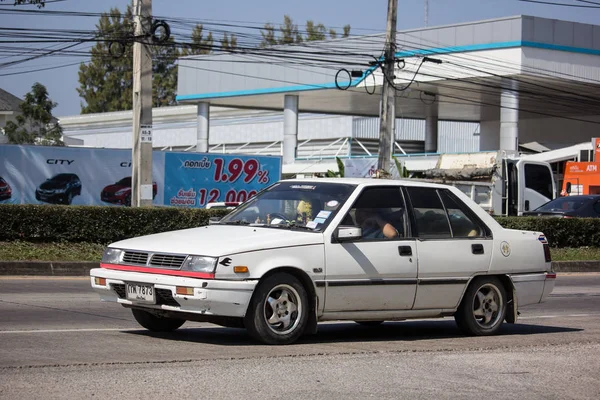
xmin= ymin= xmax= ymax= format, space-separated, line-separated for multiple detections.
xmin=55 ymin=188 xmax=66 ymax=193
xmin=115 ymin=189 xmax=129 ymax=196
xmin=183 ymin=255 xmax=217 ymax=273
xmin=102 ymin=248 xmax=123 ymax=264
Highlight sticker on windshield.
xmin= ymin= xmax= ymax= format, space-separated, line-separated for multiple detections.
xmin=314 ymin=217 xmax=327 ymax=224
xmin=271 ymin=218 xmax=284 ymax=225
xmin=290 ymin=185 xmax=316 ymax=190
xmin=326 ymin=200 xmax=339 ymax=208
xmin=316 ymin=210 xmax=331 ymax=219
xmin=306 ymin=221 xmax=318 ymax=229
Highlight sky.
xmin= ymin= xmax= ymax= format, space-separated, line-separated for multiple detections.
xmin=0 ymin=0 xmax=599 ymax=117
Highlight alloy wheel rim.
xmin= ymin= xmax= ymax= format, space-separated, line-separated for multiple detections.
xmin=472 ymin=283 xmax=503 ymax=329
xmin=263 ymin=284 xmax=302 ymax=335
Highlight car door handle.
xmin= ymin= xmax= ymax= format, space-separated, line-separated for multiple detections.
xmin=398 ymin=246 xmax=412 ymax=256
xmin=471 ymin=243 xmax=484 ymax=255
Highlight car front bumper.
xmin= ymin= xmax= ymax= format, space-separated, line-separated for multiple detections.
xmin=90 ymin=268 xmax=256 ymax=318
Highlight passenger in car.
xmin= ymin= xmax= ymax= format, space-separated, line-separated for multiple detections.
xmin=355 ymin=208 xmax=399 ymax=239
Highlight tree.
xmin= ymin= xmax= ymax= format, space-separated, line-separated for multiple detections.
xmin=181 ymin=24 xmax=214 ymax=56
xmin=220 ymin=32 xmax=238 ymax=51
xmin=77 ymin=7 xmax=134 ymax=114
xmin=77 ymin=6 xmax=180 ymax=113
xmin=4 ymin=83 xmax=63 ymax=146
xmin=260 ymin=15 xmax=351 ymax=47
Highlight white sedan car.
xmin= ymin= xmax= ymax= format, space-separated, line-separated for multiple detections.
xmin=91 ymin=178 xmax=556 ymax=345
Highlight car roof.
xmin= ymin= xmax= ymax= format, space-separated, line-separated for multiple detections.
xmin=287 ymin=177 xmax=452 ymax=189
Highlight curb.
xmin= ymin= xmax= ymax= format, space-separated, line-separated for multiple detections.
xmin=0 ymin=261 xmax=99 ymax=276
xmin=0 ymin=260 xmax=599 ymax=276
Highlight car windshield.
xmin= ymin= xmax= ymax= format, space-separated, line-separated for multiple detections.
xmin=535 ymin=197 xmax=590 ymax=212
xmin=220 ymin=181 xmax=356 ymax=231
xmin=117 ymin=177 xmax=132 ymax=186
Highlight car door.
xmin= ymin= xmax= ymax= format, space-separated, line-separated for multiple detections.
xmin=323 ymin=186 xmax=418 ymax=312
xmin=406 ymin=187 xmax=493 ymax=310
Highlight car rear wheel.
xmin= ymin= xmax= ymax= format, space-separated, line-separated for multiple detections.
xmin=244 ymin=273 xmax=308 ymax=345
xmin=455 ymin=276 xmax=506 ymax=336
xmin=131 ymin=308 xmax=186 ymax=332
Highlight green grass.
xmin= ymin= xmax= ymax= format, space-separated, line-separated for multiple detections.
xmin=0 ymin=241 xmax=599 ymax=262
xmin=0 ymin=241 xmax=105 ymax=262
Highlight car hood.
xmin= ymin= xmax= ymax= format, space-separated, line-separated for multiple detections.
xmin=39 ymin=181 xmax=65 ymax=190
xmin=103 ymin=184 xmax=128 ymax=193
xmin=109 ymin=225 xmax=324 ymax=257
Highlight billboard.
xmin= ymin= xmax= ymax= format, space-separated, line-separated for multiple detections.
xmin=164 ymin=153 xmax=281 ymax=207
xmin=0 ymin=145 xmax=281 ymax=207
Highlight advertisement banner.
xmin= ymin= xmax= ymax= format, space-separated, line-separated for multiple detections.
xmin=164 ymin=153 xmax=281 ymax=207
xmin=0 ymin=145 xmax=164 ymax=206
xmin=594 ymin=137 xmax=600 ymax=162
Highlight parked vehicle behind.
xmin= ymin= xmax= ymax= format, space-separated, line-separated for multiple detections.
xmin=523 ymin=195 xmax=600 ymax=218
xmin=35 ymin=173 xmax=81 ymax=205
xmin=91 ymin=178 xmax=555 ymax=345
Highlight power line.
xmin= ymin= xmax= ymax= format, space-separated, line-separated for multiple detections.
xmin=518 ymin=0 xmax=600 ymax=8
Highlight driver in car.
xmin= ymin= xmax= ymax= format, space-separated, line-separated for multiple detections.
xmin=355 ymin=208 xmax=399 ymax=239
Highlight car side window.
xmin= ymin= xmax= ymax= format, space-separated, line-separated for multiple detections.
xmin=342 ymin=186 xmax=407 ymax=241
xmin=406 ymin=187 xmax=451 ymax=238
xmin=438 ymin=190 xmax=484 ymax=238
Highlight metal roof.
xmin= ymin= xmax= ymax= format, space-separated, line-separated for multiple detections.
xmin=0 ymin=88 xmax=22 ymax=112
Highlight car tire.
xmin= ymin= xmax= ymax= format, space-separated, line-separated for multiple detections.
xmin=355 ymin=321 xmax=384 ymax=326
xmin=455 ymin=276 xmax=507 ymax=336
xmin=125 ymin=194 xmax=132 ymax=207
xmin=244 ymin=273 xmax=309 ymax=345
xmin=65 ymin=191 xmax=73 ymax=205
xmin=131 ymin=308 xmax=185 ymax=332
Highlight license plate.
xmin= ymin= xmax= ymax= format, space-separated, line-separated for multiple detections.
xmin=126 ymin=283 xmax=155 ymax=303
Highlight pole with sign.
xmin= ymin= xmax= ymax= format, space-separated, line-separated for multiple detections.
xmin=131 ymin=0 xmax=153 ymax=207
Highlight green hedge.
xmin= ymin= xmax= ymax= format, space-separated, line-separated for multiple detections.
xmin=0 ymin=205 xmax=598 ymax=248
xmin=0 ymin=205 xmax=229 ymax=244
xmin=494 ymin=216 xmax=600 ymax=248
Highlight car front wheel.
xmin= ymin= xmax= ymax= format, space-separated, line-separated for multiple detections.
xmin=455 ymin=276 xmax=507 ymax=336
xmin=131 ymin=308 xmax=185 ymax=332
xmin=244 ymin=273 xmax=308 ymax=345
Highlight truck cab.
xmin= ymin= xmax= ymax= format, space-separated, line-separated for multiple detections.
xmin=502 ymin=158 xmax=555 ymax=216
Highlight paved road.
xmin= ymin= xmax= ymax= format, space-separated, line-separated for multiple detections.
xmin=0 ymin=274 xmax=599 ymax=399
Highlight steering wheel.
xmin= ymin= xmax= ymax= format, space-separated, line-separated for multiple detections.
xmin=268 ymin=213 xmax=289 ymax=225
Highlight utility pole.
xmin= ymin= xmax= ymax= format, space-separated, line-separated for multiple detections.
xmin=131 ymin=0 xmax=153 ymax=207
xmin=377 ymin=0 xmax=398 ymax=174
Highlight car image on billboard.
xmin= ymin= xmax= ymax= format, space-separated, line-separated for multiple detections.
xmin=101 ymin=176 xmax=158 ymax=206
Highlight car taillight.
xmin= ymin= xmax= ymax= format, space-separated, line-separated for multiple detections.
xmin=543 ymin=244 xmax=552 ymax=262
xmin=562 ymin=215 xmax=573 ymax=218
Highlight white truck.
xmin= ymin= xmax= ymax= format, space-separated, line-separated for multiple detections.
xmin=345 ymin=151 xmax=556 ymax=216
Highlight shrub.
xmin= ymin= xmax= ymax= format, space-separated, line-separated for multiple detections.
xmin=0 ymin=205 xmax=229 ymax=244
xmin=495 ymin=216 xmax=600 ymax=248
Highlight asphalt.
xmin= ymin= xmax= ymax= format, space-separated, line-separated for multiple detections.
xmin=0 ymin=260 xmax=598 ymax=275
xmin=0 ymin=275 xmax=599 ymax=399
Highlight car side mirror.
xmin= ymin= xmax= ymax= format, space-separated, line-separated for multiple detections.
xmin=334 ymin=226 xmax=362 ymax=242
xmin=208 ymin=217 xmax=221 ymax=225
xmin=566 ymin=182 xmax=572 ymax=194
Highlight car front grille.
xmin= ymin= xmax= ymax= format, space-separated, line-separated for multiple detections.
xmin=150 ymin=254 xmax=187 ymax=269
xmin=122 ymin=251 xmax=149 ymax=265
xmin=156 ymin=289 xmax=180 ymax=307
xmin=112 ymin=283 xmax=126 ymax=298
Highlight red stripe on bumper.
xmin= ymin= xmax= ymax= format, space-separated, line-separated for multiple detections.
xmin=546 ymin=272 xmax=557 ymax=279
xmin=100 ymin=263 xmax=214 ymax=279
